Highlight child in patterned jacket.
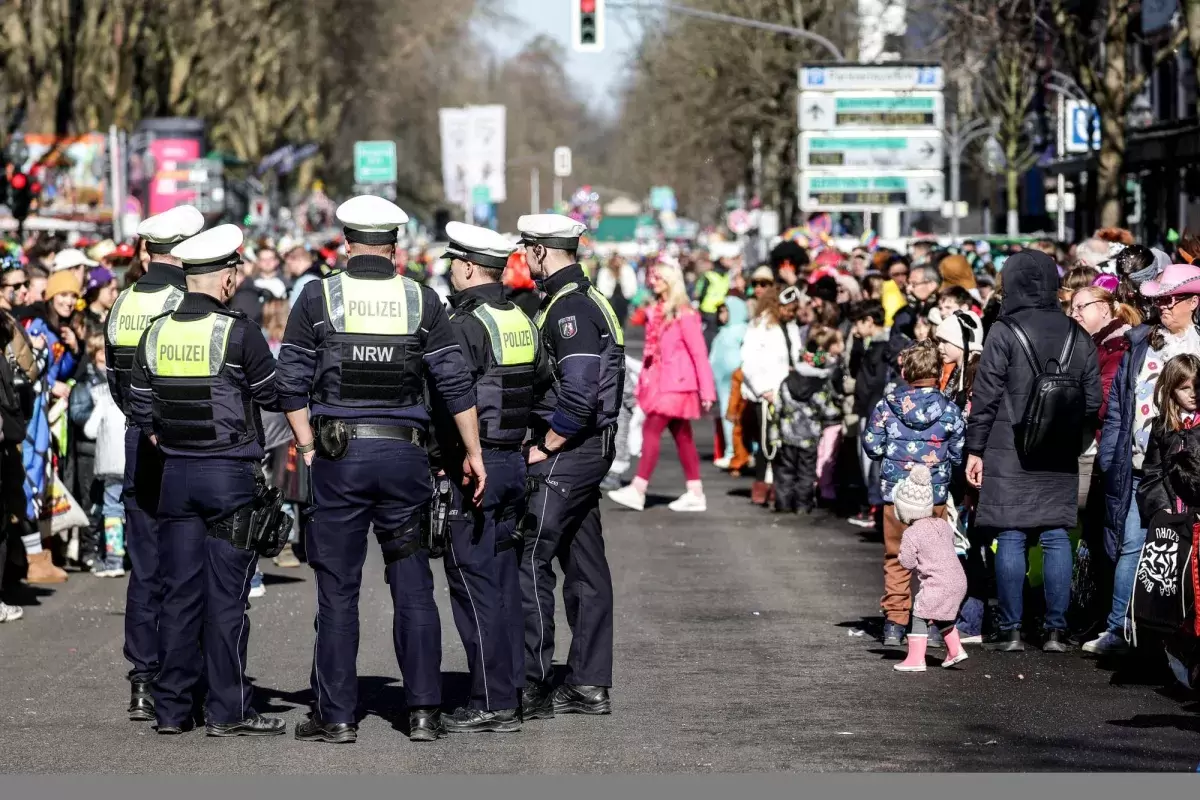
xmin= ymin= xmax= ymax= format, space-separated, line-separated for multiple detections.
xmin=863 ymin=340 xmax=965 ymax=648
xmin=774 ymin=327 xmax=844 ymax=514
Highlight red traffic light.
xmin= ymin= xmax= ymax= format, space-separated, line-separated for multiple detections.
xmin=10 ymin=173 xmax=27 ymax=190
xmin=580 ymin=0 xmax=595 ymax=12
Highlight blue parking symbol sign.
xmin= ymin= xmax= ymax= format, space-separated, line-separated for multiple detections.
xmin=917 ymin=67 xmax=937 ymax=86
xmin=1070 ymin=104 xmax=1101 ymax=150
xmin=807 ymin=68 xmax=826 ymax=87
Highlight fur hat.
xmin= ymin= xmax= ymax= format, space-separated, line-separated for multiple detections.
xmin=893 ymin=464 xmax=935 ymax=524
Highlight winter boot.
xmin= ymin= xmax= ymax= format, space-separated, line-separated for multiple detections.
xmin=894 ymin=634 xmax=928 ymax=672
xmin=26 ymin=551 xmax=68 ymax=584
xmin=750 ymin=481 xmax=770 ymax=506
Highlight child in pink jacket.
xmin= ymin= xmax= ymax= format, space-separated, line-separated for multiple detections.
xmin=892 ymin=465 xmax=969 ymax=672
xmin=609 ymin=263 xmax=716 ymax=513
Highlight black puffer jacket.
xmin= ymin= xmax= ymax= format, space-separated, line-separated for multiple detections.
xmin=965 ymin=251 xmax=1102 ymax=531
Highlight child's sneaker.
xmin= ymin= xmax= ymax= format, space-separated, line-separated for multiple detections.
xmin=607 ymin=485 xmax=646 ymax=511
xmin=848 ymin=507 xmax=878 ymax=528
xmin=93 ymin=556 xmax=126 ymax=578
xmin=248 ymin=570 xmax=266 ymax=599
xmin=0 ymin=602 xmax=23 ymax=622
xmin=668 ymin=491 xmax=706 ymax=512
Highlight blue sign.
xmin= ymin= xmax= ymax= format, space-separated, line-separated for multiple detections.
xmin=916 ymin=67 xmax=939 ymax=87
xmin=649 ymin=186 xmax=677 ymax=212
xmin=1066 ymin=101 xmax=1101 ymax=153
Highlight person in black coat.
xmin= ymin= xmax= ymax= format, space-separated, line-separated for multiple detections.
xmin=965 ymin=250 xmax=1102 ymax=653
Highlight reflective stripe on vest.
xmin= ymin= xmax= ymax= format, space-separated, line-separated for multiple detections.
xmin=323 ymin=273 xmax=423 ymax=335
xmin=471 ymin=304 xmax=539 ymax=366
xmin=698 ymin=271 xmax=730 ymax=314
xmin=145 ymin=314 xmax=233 ymax=377
xmin=106 ymin=285 xmax=185 ymax=348
xmin=534 ymin=282 xmax=626 ymax=347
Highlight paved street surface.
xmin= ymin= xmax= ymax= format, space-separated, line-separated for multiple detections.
xmin=2 ymin=452 xmax=1198 ymax=773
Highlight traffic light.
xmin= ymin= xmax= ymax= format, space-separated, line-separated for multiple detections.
xmin=572 ymin=0 xmax=604 ymax=53
xmin=8 ymin=172 xmax=32 ymax=226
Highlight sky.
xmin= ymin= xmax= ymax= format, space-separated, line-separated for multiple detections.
xmin=488 ymin=0 xmax=646 ymax=116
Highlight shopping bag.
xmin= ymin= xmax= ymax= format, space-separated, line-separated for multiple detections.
xmin=47 ymin=474 xmax=90 ymax=535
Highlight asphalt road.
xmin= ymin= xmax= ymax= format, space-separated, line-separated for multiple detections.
xmin=1 ymin=450 xmax=1198 ymax=773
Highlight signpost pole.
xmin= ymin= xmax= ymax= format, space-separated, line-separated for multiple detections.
xmin=108 ymin=125 xmax=124 ymax=242
xmin=1056 ymin=95 xmax=1067 ymax=242
xmin=949 ymin=113 xmax=961 ymax=243
xmin=531 ymin=167 xmax=540 ymax=215
xmin=554 ymin=177 xmax=563 ymax=211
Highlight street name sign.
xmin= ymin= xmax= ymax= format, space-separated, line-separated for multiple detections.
xmin=799 ymin=92 xmax=944 ymax=131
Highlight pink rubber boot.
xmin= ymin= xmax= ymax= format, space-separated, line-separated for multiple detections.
xmin=894 ymin=634 xmax=928 ymax=672
xmin=941 ymin=627 xmax=969 ymax=668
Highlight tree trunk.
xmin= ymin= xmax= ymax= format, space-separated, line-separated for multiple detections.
xmin=1096 ymin=107 xmax=1126 ymax=228
xmin=1006 ymin=165 xmax=1020 ymax=235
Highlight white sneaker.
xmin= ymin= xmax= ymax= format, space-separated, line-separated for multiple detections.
xmin=248 ymin=583 xmax=267 ymax=599
xmin=607 ymin=485 xmax=646 ymax=511
xmin=0 ymin=602 xmax=24 ymax=622
xmin=668 ymin=491 xmax=707 ymax=512
xmin=1082 ymin=630 xmax=1129 ymax=656
xmin=958 ymin=634 xmax=983 ymax=645
xmin=713 ymin=457 xmax=731 ymax=469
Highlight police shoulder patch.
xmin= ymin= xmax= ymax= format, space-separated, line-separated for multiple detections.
xmin=558 ymin=315 xmax=578 ymax=339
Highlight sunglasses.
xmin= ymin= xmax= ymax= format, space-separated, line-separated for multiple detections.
xmin=1153 ymin=294 xmax=1196 ymax=310
xmin=752 ymin=279 xmax=774 ymax=287
xmin=2 ymin=280 xmax=28 ymax=290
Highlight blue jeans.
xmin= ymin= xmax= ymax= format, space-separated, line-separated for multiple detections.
xmin=101 ymin=478 xmax=124 ymax=520
xmin=1107 ymin=476 xmax=1146 ymax=633
xmin=995 ymin=528 xmax=1072 ymax=632
xmin=858 ymin=429 xmax=883 ymax=507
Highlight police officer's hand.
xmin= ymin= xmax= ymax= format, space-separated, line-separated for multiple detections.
xmin=463 ymin=451 xmax=487 ymax=503
xmin=302 ymin=449 xmax=315 ymax=467
xmin=527 ymin=446 xmax=548 ymax=467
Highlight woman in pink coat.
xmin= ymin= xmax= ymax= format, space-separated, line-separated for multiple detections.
xmin=609 ymin=261 xmax=717 ymax=512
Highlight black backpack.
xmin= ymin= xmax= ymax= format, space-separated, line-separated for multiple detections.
xmin=1002 ymin=318 xmax=1087 ymax=465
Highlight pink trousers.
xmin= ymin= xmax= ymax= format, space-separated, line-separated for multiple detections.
xmin=815 ymin=425 xmax=842 ymax=502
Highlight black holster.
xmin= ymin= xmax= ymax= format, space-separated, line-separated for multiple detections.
xmin=422 ymin=474 xmax=453 ymax=559
xmin=376 ymin=514 xmax=426 ymax=568
xmin=314 ymin=417 xmax=349 ymax=460
xmin=494 ymin=506 xmax=523 ymax=556
xmin=210 ymin=478 xmax=294 ymax=558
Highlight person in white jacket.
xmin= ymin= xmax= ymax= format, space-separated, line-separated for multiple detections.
xmin=84 ymin=345 xmax=128 ymax=578
xmin=739 ymin=285 xmax=804 ymax=505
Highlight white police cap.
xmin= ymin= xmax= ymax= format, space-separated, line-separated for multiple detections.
xmin=137 ymin=205 xmax=205 ymax=253
xmin=336 ymin=195 xmax=409 ymax=245
xmin=442 ymin=221 xmax=516 ymax=270
xmin=170 ymin=224 xmax=246 ymax=274
xmin=517 ymin=214 xmax=587 ymax=249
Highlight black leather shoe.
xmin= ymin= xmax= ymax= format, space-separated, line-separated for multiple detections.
xmin=520 ymin=682 xmax=555 ymax=721
xmin=443 ymin=706 xmax=521 ymax=733
xmin=551 ymin=684 xmax=611 ymax=715
xmin=408 ymin=708 xmax=445 ymax=742
xmin=128 ymin=681 xmax=154 ymax=721
xmin=294 ymin=717 xmax=357 ymax=744
xmin=206 ymin=711 xmax=287 ymax=737
xmin=983 ymin=630 xmax=1026 ymax=652
xmin=156 ymin=720 xmax=194 ymax=735
xmin=1042 ymin=629 xmax=1071 ymax=653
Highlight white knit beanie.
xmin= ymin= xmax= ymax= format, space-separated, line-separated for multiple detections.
xmin=935 ymin=310 xmax=983 ymax=355
xmin=893 ymin=464 xmax=935 ymax=524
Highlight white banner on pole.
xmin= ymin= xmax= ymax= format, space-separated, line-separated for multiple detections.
xmin=439 ymin=107 xmax=472 ymax=206
xmin=467 ymin=105 xmax=507 ymax=204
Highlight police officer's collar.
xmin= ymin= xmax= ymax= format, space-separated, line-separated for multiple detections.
xmin=176 ymin=292 xmax=230 ymax=315
xmin=141 ymin=261 xmax=187 ymax=290
xmin=541 ymin=263 xmax=587 ymax=297
xmin=451 ymin=282 xmax=506 ymax=310
xmin=345 ymin=254 xmax=397 ymax=278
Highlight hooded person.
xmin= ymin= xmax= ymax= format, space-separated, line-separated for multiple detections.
xmin=709 ymin=296 xmax=750 ymax=467
xmin=965 ymin=250 xmax=1102 ymax=654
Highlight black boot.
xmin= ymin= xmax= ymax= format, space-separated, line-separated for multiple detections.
xmin=408 ymin=708 xmax=444 ymax=742
xmin=1042 ymin=629 xmax=1070 ymax=653
xmin=551 ymin=684 xmax=611 ymax=715
xmin=294 ymin=716 xmax=357 ymax=744
xmin=520 ymin=681 xmax=555 ymax=721
xmin=128 ymin=681 xmax=154 ymax=721
xmin=442 ymin=707 xmax=521 ymax=734
xmin=206 ymin=711 xmax=287 ymax=737
xmin=983 ymin=629 xmax=1026 ymax=652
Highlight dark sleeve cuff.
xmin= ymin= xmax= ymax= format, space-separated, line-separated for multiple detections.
xmin=444 ymin=390 xmax=478 ymax=416
xmin=278 ymin=395 xmax=310 ymax=412
xmin=550 ymin=410 xmax=585 ymax=437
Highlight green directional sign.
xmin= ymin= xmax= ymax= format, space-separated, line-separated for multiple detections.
xmin=799 ymin=91 xmax=944 ymax=130
xmin=354 ymin=141 xmax=397 ymax=184
xmin=800 ymin=171 xmax=944 ymax=211
xmin=471 ymin=185 xmax=492 ymax=206
xmin=801 ymin=132 xmax=943 ymax=169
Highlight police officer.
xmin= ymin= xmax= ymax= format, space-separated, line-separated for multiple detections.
xmin=432 ymin=222 xmax=549 ymax=734
xmin=106 ymin=204 xmax=203 ymax=722
xmin=517 ymin=214 xmax=624 ymax=719
xmin=278 ymin=196 xmax=485 ymax=744
xmin=128 ymin=224 xmax=285 ymax=737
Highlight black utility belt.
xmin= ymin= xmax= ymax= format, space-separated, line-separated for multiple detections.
xmin=313 ymin=418 xmax=425 ymax=460
xmin=208 ymin=481 xmax=293 ymax=558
